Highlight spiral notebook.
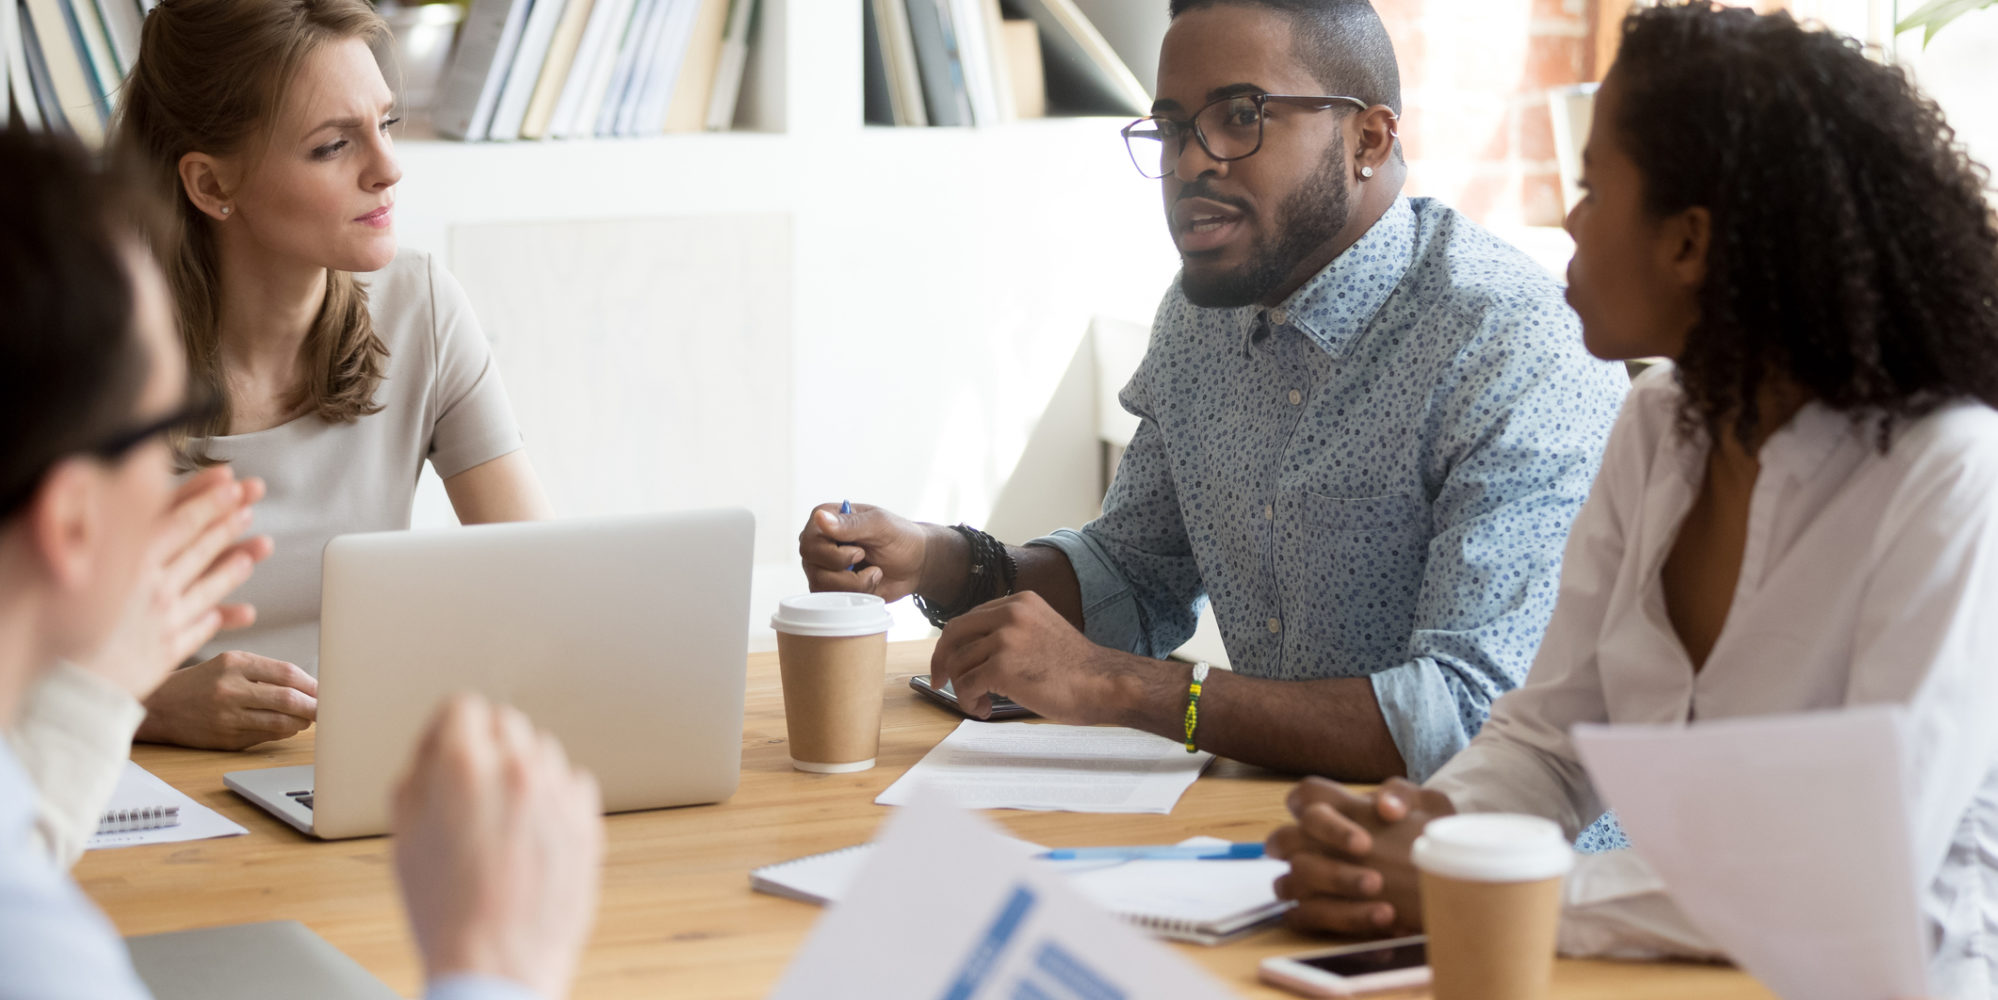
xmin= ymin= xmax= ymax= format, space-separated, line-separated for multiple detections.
xmin=87 ymin=761 xmax=248 ymax=850
xmin=99 ymin=803 xmax=179 ymax=834
xmin=751 ymin=836 xmax=1290 ymax=945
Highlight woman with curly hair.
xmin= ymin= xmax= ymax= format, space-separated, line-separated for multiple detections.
xmin=1262 ymin=1 xmax=1998 ymax=990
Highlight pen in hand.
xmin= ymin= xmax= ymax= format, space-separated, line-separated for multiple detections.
xmin=840 ymin=500 xmax=855 ymax=572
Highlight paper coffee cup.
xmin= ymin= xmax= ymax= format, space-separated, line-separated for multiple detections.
xmin=771 ymin=593 xmax=894 ymax=773
xmin=1413 ymin=814 xmax=1574 ymax=1000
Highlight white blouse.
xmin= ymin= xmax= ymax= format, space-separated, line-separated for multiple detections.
xmin=1427 ymin=363 xmax=1998 ymax=997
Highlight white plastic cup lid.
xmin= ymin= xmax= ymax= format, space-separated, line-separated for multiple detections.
xmin=770 ymin=592 xmax=894 ymax=638
xmin=1412 ymin=814 xmax=1574 ymax=883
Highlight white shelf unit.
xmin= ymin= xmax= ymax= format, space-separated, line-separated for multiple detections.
xmin=394 ymin=0 xmax=1181 ymax=647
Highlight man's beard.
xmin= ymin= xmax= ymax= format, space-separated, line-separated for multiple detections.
xmin=1179 ymin=139 xmax=1352 ymax=309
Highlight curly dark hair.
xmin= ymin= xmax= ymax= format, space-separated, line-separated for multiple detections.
xmin=1612 ymin=1 xmax=1998 ymax=447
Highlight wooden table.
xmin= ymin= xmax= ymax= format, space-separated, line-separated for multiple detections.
xmin=77 ymin=642 xmax=1773 ymax=999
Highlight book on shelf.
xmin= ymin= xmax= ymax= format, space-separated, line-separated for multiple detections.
xmin=591 ymin=0 xmax=660 ymax=135
xmin=0 ymin=0 xmax=761 ymax=145
xmin=861 ymin=0 xmax=890 ymax=124
xmin=661 ymin=0 xmax=727 ymax=132
xmin=91 ymin=0 xmax=138 ymax=74
xmin=863 ymin=0 xmax=1148 ymax=129
xmin=516 ymin=0 xmax=596 ymax=140
xmin=948 ymin=0 xmax=1001 ymax=125
xmin=699 ymin=0 xmax=753 ymax=131
xmin=63 ymin=0 xmax=118 ymax=112
xmin=432 ymin=0 xmax=534 ymax=139
xmin=12 ymin=0 xmax=55 ymax=132
xmin=2 ymin=1 xmax=10 ymax=124
xmin=544 ymin=0 xmax=633 ymax=136
xmin=1007 ymin=0 xmax=1148 ymax=116
xmin=488 ymin=0 xmax=575 ymax=140
xmin=999 ymin=16 xmax=1044 ymax=117
xmin=618 ymin=0 xmax=697 ymax=137
xmin=975 ymin=0 xmax=1017 ymax=121
xmin=903 ymin=0 xmax=969 ymax=127
xmin=870 ymin=0 xmax=926 ymax=126
xmin=20 ymin=0 xmax=100 ymax=143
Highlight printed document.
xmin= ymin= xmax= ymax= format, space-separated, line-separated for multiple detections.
xmin=876 ymin=721 xmax=1212 ymax=814
xmin=769 ymin=787 xmax=1236 ymax=1000
xmin=1573 ymin=707 xmax=1929 ymax=1000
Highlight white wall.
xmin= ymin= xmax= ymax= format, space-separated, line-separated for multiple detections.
xmin=392 ymin=5 xmax=1181 ymax=650
xmin=1897 ymin=6 xmax=1998 ymax=181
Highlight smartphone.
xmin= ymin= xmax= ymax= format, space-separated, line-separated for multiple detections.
xmin=1258 ymin=936 xmax=1430 ymax=998
xmin=909 ymin=674 xmax=1035 ymax=720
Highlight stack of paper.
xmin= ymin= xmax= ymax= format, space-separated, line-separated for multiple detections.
xmin=876 ymin=720 xmax=1212 ymax=814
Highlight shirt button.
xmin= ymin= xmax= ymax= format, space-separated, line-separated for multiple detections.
xmin=1267 ymin=617 xmax=1281 ymax=633
xmin=1270 ymin=306 xmax=1288 ymax=326
xmin=1287 ymin=389 xmax=1303 ymax=405
xmin=1263 ymin=504 xmax=1274 ymax=521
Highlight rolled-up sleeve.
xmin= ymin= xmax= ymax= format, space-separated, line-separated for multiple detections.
xmin=1029 ymin=374 xmax=1206 ymax=658
xmin=1371 ymin=305 xmax=1625 ymax=780
xmin=5 ymin=661 xmax=147 ymax=867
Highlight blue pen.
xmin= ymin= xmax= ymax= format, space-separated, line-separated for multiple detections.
xmin=840 ymin=500 xmax=855 ymax=571
xmin=1037 ymin=842 xmax=1266 ymax=862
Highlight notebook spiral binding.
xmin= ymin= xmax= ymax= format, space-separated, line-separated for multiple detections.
xmin=97 ymin=805 xmax=181 ymax=835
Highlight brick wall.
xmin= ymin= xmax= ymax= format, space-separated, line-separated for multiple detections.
xmin=1379 ymin=0 xmax=1595 ymax=228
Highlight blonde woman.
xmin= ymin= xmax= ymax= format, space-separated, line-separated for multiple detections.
xmin=101 ymin=0 xmax=545 ymax=754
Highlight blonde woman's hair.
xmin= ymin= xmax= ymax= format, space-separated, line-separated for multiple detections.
xmin=116 ymin=0 xmax=391 ymax=463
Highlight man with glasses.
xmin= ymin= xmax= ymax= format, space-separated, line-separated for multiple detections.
xmin=0 ymin=129 xmax=603 ymax=1000
xmin=799 ymin=0 xmax=1625 ymax=782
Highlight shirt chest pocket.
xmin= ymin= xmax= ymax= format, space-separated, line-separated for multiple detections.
xmin=1270 ymin=490 xmax=1431 ymax=671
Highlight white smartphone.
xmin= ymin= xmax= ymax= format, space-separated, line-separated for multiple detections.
xmin=1258 ymin=935 xmax=1430 ymax=998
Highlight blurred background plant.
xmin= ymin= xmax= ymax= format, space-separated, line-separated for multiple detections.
xmin=1897 ymin=0 xmax=1998 ymax=44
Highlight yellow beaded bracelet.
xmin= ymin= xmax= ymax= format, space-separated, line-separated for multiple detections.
xmin=1183 ymin=661 xmax=1211 ymax=753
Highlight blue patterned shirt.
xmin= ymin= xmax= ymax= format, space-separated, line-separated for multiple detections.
xmin=1031 ymin=196 xmax=1628 ymax=780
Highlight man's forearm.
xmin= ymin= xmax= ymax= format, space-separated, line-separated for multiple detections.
xmin=1108 ymin=664 xmax=1408 ymax=781
xmin=915 ymin=525 xmax=1085 ymax=628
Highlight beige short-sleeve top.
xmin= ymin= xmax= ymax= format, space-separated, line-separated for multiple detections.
xmin=192 ymin=249 xmax=523 ymax=674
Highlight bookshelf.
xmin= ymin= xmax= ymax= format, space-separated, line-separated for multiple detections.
xmin=392 ymin=0 xmax=1181 ymax=648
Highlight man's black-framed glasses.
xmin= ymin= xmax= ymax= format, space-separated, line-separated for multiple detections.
xmin=1121 ymin=94 xmax=1372 ymax=180
xmin=0 ymin=388 xmax=222 ymax=519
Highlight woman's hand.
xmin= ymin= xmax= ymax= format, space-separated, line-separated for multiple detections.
xmin=1268 ymin=776 xmax=1457 ymax=936
xmin=136 ymin=651 xmax=317 ymax=750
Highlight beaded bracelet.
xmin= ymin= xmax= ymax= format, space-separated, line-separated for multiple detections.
xmin=913 ymin=524 xmax=1017 ymax=629
xmin=1183 ymin=661 xmax=1212 ymax=752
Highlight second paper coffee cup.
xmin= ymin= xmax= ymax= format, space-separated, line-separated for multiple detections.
xmin=771 ymin=593 xmax=894 ymax=773
xmin=1413 ymin=814 xmax=1574 ymax=1000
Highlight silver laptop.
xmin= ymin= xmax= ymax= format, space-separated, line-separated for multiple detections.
xmin=127 ymin=921 xmax=400 ymax=1000
xmin=225 ymin=509 xmax=753 ymax=839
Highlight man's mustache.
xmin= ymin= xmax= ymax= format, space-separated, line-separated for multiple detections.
xmin=1174 ymin=180 xmax=1252 ymax=216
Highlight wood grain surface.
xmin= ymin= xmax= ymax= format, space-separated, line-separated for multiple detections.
xmin=76 ymin=642 xmax=1773 ymax=999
